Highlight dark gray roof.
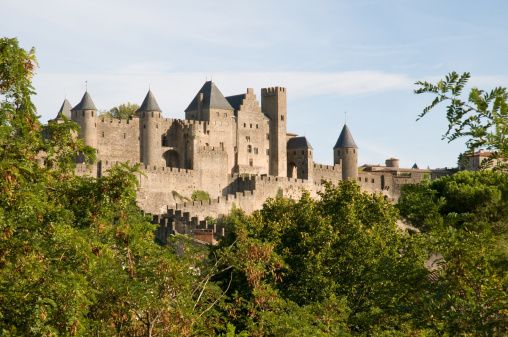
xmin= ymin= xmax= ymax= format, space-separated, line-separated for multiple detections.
xmin=287 ymin=136 xmax=313 ymax=150
xmin=136 ymin=90 xmax=161 ymax=112
xmin=412 ymin=163 xmax=419 ymax=169
xmin=225 ymin=94 xmax=245 ymax=112
xmin=185 ymin=81 xmax=234 ymax=112
xmin=56 ymin=98 xmax=72 ymax=119
xmin=71 ymin=92 xmax=97 ymax=111
xmin=333 ymin=124 xmax=357 ymax=149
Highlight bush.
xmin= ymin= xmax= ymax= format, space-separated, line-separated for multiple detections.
xmin=192 ymin=190 xmax=210 ymax=201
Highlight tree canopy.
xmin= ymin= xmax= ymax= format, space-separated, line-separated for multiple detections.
xmin=100 ymin=102 xmax=140 ymax=120
xmin=415 ymin=72 xmax=508 ymax=170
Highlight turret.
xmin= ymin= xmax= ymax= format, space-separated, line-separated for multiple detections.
xmin=54 ymin=98 xmax=72 ymax=123
xmin=261 ymin=87 xmax=287 ymax=177
xmin=334 ymin=123 xmax=358 ymax=181
xmin=71 ymin=91 xmax=98 ymax=148
xmin=287 ymin=136 xmax=313 ymax=181
xmin=137 ymin=90 xmax=162 ymax=166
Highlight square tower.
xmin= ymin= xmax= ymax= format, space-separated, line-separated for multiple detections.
xmin=261 ymin=87 xmax=287 ymax=177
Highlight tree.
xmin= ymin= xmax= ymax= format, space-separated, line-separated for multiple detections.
xmin=415 ymin=71 xmax=508 ymax=170
xmin=100 ymin=102 xmax=140 ymax=119
xmin=0 ymin=37 xmax=223 ymax=336
xmin=397 ymin=172 xmax=508 ymax=335
xmin=212 ymin=181 xmax=429 ymax=335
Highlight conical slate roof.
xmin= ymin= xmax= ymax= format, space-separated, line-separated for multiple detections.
xmin=136 ymin=90 xmax=161 ymax=112
xmin=287 ymin=136 xmax=313 ymax=150
xmin=71 ymin=91 xmax=97 ymax=111
xmin=412 ymin=163 xmax=419 ymax=169
xmin=185 ymin=81 xmax=234 ymax=112
xmin=333 ymin=124 xmax=357 ymax=149
xmin=56 ymin=98 xmax=72 ymax=119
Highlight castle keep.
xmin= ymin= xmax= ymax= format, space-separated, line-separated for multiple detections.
xmin=55 ymin=81 xmax=429 ymax=241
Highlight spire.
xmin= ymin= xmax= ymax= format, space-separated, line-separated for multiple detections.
xmin=56 ymin=98 xmax=72 ymax=120
xmin=136 ymin=90 xmax=162 ymax=112
xmin=185 ymin=81 xmax=234 ymax=112
xmin=333 ymin=123 xmax=357 ymax=149
xmin=71 ymin=91 xmax=97 ymax=111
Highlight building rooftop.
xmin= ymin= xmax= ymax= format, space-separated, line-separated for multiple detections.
xmin=186 ymin=81 xmax=234 ymax=112
xmin=137 ymin=90 xmax=162 ymax=112
xmin=71 ymin=91 xmax=97 ymax=111
xmin=333 ymin=124 xmax=357 ymax=149
xmin=287 ymin=136 xmax=313 ymax=150
xmin=56 ymin=98 xmax=72 ymax=120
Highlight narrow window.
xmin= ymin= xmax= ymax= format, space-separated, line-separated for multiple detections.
xmin=249 ymin=159 xmax=253 ymax=166
xmin=224 ymin=113 xmax=227 ymax=117
xmin=217 ymin=112 xmax=220 ymax=116
xmin=123 ymin=133 xmax=126 ymax=139
xmin=266 ymin=149 xmax=269 ymax=155
xmin=371 ymin=179 xmax=375 ymax=183
xmin=248 ymin=145 xmax=252 ymax=153
xmin=156 ymin=124 xmax=158 ymax=129
xmin=220 ymin=142 xmax=224 ymax=148
xmin=162 ymin=136 xmax=167 ymax=146
xmin=281 ymin=115 xmax=284 ymax=121
xmin=254 ymin=148 xmax=258 ymax=154
xmin=250 ymin=124 xmax=252 ymax=128
xmin=244 ymin=123 xmax=246 ymax=128
xmin=102 ymin=132 xmax=104 ymax=138
xmin=256 ymin=124 xmax=258 ymax=129
xmin=266 ymin=134 xmax=269 ymax=140
xmin=246 ymin=136 xmax=250 ymax=142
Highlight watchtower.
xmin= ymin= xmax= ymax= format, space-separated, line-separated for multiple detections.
xmin=261 ymin=87 xmax=287 ymax=177
xmin=334 ymin=123 xmax=358 ymax=181
xmin=71 ymin=91 xmax=98 ymax=149
xmin=137 ymin=90 xmax=162 ymax=166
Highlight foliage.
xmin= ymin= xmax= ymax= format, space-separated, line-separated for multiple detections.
xmin=191 ymin=190 xmax=210 ymax=201
xmin=100 ymin=102 xmax=140 ymax=120
xmin=415 ymin=71 xmax=508 ymax=170
xmin=172 ymin=189 xmax=190 ymax=202
xmin=0 ymin=37 xmax=225 ymax=336
xmin=397 ymin=171 xmax=508 ymax=335
xmin=397 ymin=170 xmax=508 ymax=235
xmin=212 ymin=181 xmax=429 ymax=335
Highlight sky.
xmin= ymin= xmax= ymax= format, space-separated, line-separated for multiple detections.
xmin=2 ymin=0 xmax=508 ymax=169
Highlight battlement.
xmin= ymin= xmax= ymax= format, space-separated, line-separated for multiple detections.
xmin=197 ymin=146 xmax=228 ymax=156
xmin=261 ymin=87 xmax=286 ymax=95
xmin=100 ymin=118 xmax=135 ymax=125
xmin=313 ymin=163 xmax=339 ymax=172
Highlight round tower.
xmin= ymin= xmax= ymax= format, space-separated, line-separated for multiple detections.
xmin=385 ymin=157 xmax=399 ymax=168
xmin=71 ymin=91 xmax=98 ymax=149
xmin=137 ymin=90 xmax=162 ymax=166
xmin=333 ymin=123 xmax=358 ymax=181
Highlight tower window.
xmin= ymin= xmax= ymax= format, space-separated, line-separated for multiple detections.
xmin=244 ymin=123 xmax=246 ymax=128
xmin=123 ymin=133 xmax=126 ymax=139
xmin=220 ymin=142 xmax=224 ymax=148
xmin=224 ymin=113 xmax=227 ymax=117
xmin=246 ymin=136 xmax=250 ymax=142
xmin=102 ymin=132 xmax=104 ymax=138
xmin=254 ymin=148 xmax=258 ymax=154
xmin=162 ymin=136 xmax=167 ymax=146
xmin=248 ymin=145 xmax=252 ymax=153
xmin=281 ymin=115 xmax=284 ymax=121
xmin=250 ymin=124 xmax=252 ymax=128
xmin=256 ymin=124 xmax=258 ymax=129
xmin=249 ymin=159 xmax=253 ymax=166
xmin=266 ymin=134 xmax=269 ymax=140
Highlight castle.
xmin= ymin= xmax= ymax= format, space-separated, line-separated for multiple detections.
xmin=55 ymin=81 xmax=430 ymax=242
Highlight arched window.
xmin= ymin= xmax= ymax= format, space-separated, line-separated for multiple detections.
xmin=162 ymin=135 xmax=167 ymax=147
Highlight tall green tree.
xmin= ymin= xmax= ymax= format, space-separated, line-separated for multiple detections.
xmin=100 ymin=102 xmax=140 ymax=119
xmin=0 ymin=37 xmax=223 ymax=336
xmin=415 ymin=71 xmax=508 ymax=170
xmin=212 ymin=181 xmax=429 ymax=335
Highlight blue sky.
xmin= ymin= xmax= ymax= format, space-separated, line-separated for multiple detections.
xmin=2 ymin=0 xmax=507 ymax=168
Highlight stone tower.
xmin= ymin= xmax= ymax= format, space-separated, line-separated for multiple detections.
xmin=184 ymin=81 xmax=234 ymax=121
xmin=71 ymin=91 xmax=98 ymax=149
xmin=287 ymin=136 xmax=313 ymax=181
xmin=137 ymin=90 xmax=162 ymax=166
xmin=334 ymin=123 xmax=358 ymax=181
xmin=261 ymin=87 xmax=287 ymax=177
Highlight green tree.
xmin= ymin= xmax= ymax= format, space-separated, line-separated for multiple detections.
xmin=212 ymin=181 xmax=429 ymax=335
xmin=397 ymin=172 xmax=508 ymax=335
xmin=415 ymin=71 xmax=508 ymax=170
xmin=100 ymin=102 xmax=140 ymax=119
xmin=0 ymin=37 xmax=223 ymax=336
